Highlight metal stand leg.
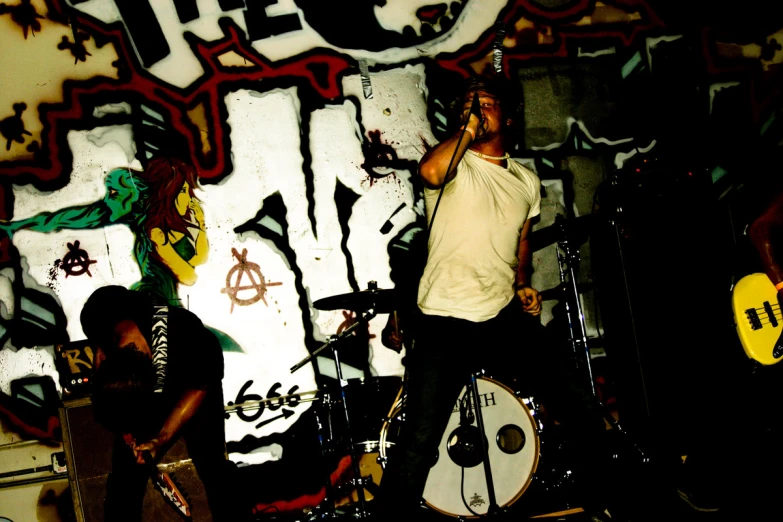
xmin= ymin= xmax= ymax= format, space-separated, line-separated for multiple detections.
xmin=468 ymin=372 xmax=500 ymax=516
xmin=306 ymin=394 xmax=342 ymax=521
xmin=556 ymin=237 xmax=596 ymax=397
xmin=333 ymin=342 xmax=369 ymax=519
xmin=290 ymin=296 xmax=381 ymax=519
xmin=557 ymin=233 xmax=648 ymax=463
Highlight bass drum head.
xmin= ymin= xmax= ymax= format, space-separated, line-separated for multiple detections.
xmin=422 ymin=376 xmax=540 ymax=518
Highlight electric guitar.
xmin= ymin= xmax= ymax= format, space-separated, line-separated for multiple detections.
xmin=142 ymin=450 xmax=192 ymax=519
xmin=732 ymin=273 xmax=783 ymax=365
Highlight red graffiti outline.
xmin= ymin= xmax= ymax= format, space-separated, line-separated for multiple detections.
xmin=436 ymin=0 xmax=664 ymax=77
xmin=0 ymin=393 xmax=60 ymax=444
xmin=1 ymin=0 xmax=665 ymax=184
xmin=701 ymin=28 xmax=782 ymax=124
xmin=251 ymin=454 xmax=356 ymax=514
xmin=0 ymin=1 xmax=352 ymax=185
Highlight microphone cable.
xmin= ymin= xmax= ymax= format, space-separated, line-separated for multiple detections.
xmin=428 ymin=94 xmax=482 ymax=233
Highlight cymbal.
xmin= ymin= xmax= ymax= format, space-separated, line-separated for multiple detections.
xmin=539 ymin=281 xmax=594 ymax=301
xmin=529 ymin=224 xmax=563 ymax=252
xmin=313 ymin=288 xmax=396 ymax=314
xmin=530 ymin=214 xmax=596 ymax=252
xmin=538 ymin=284 xmax=565 ymax=301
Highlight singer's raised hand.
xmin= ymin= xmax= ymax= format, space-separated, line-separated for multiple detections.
xmin=460 ymin=92 xmax=483 ymax=139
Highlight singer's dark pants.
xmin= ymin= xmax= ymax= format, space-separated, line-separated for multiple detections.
xmin=103 ymin=389 xmax=249 ymax=522
xmin=374 ymin=299 xmax=609 ymax=517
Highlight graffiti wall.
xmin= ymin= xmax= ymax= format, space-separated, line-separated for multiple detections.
xmin=1 ymin=0 xmax=781 ymax=517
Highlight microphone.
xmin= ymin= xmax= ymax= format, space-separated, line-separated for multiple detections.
xmin=469 ymin=93 xmax=482 ymax=121
xmin=458 ymin=395 xmax=475 ymax=426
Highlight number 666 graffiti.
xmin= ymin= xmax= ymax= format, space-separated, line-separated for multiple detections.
xmin=225 ymin=380 xmax=319 ymax=429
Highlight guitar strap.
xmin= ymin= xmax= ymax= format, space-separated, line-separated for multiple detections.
xmin=151 ymin=306 xmax=168 ymax=394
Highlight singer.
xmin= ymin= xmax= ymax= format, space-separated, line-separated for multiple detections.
xmin=371 ymin=74 xmax=617 ymax=521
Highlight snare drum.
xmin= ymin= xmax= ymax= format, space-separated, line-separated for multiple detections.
xmin=379 ymin=376 xmax=541 ymax=518
xmin=324 ymin=375 xmax=403 ymax=453
xmin=327 ymin=376 xmax=403 ymax=508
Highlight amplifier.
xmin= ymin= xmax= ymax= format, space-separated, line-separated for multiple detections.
xmin=54 ymin=340 xmax=95 ymax=398
xmin=59 ymin=399 xmax=210 ymax=521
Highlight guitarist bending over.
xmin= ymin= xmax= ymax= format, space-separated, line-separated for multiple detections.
xmin=81 ymin=285 xmax=250 ymax=521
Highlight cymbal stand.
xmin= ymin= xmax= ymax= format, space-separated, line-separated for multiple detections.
xmin=556 ymin=228 xmax=648 ymax=461
xmin=291 ymin=308 xmax=378 ymax=519
xmin=555 ymin=231 xmax=595 ymax=396
xmin=305 ymin=391 xmax=342 ymax=521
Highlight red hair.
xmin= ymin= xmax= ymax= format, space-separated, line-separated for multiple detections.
xmin=137 ymin=157 xmax=199 ymax=244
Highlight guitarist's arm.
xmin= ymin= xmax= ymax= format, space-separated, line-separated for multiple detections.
xmin=132 ymin=388 xmax=207 ymax=463
xmin=749 ymin=191 xmax=783 ymax=289
xmin=749 ymin=191 xmax=783 ymax=359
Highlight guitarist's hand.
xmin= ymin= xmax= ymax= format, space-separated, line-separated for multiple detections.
xmin=775 ymin=290 xmax=783 ymax=358
xmin=133 ymin=389 xmax=205 ymax=464
xmin=133 ymin=436 xmax=167 ymax=464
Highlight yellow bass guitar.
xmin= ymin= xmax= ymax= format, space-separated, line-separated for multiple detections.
xmin=733 ymin=273 xmax=783 ymax=366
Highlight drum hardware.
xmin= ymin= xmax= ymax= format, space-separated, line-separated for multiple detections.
xmin=305 ymin=401 xmax=344 ymax=522
xmin=293 ymin=281 xmax=393 ymax=519
xmin=538 ymin=282 xmax=593 ymax=302
xmin=530 ymin=214 xmax=594 ymax=253
xmin=554 ymin=215 xmax=648 ymax=463
xmin=376 ymin=384 xmax=405 ymax=469
xmin=554 ymin=218 xmax=596 ymax=394
xmin=517 ymin=396 xmax=543 ymax=432
xmin=320 ymin=376 xmax=402 ymax=458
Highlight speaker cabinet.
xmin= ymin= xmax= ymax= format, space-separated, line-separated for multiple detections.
xmin=59 ymin=398 xmax=211 ymax=522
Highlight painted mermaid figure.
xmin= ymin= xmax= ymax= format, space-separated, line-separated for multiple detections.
xmin=0 ymin=157 xmax=208 ymax=307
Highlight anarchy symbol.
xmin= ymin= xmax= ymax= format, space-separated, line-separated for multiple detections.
xmin=220 ymin=248 xmax=282 ymax=313
xmin=59 ymin=240 xmax=97 ymax=277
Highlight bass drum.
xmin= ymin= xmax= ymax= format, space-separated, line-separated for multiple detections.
xmin=380 ymin=376 xmax=541 ymax=518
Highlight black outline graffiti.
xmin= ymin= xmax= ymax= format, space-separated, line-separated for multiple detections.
xmin=226 ymin=380 xmax=301 ymax=424
xmin=57 ymin=31 xmax=92 ymax=64
xmin=0 ymin=103 xmax=32 ymax=151
xmin=0 ymin=0 xmax=44 ymax=39
xmin=57 ymin=240 xmax=96 ymax=277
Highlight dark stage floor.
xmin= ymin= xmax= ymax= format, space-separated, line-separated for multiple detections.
xmin=69 ymin=408 xmax=779 ymax=522
xmin=246 ymin=422 xmax=783 ymax=522
xmin=65 ymin=359 xmax=783 ymax=522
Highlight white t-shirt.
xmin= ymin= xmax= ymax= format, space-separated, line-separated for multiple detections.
xmin=417 ymin=151 xmax=541 ymax=322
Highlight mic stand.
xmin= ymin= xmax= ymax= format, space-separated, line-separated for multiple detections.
xmin=291 ymin=308 xmax=378 ymax=519
xmin=555 ymin=227 xmax=595 ymax=395
xmin=468 ymin=370 xmax=501 ymax=516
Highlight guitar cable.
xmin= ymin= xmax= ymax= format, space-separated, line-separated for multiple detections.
xmin=460 ymin=465 xmax=482 ymax=517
